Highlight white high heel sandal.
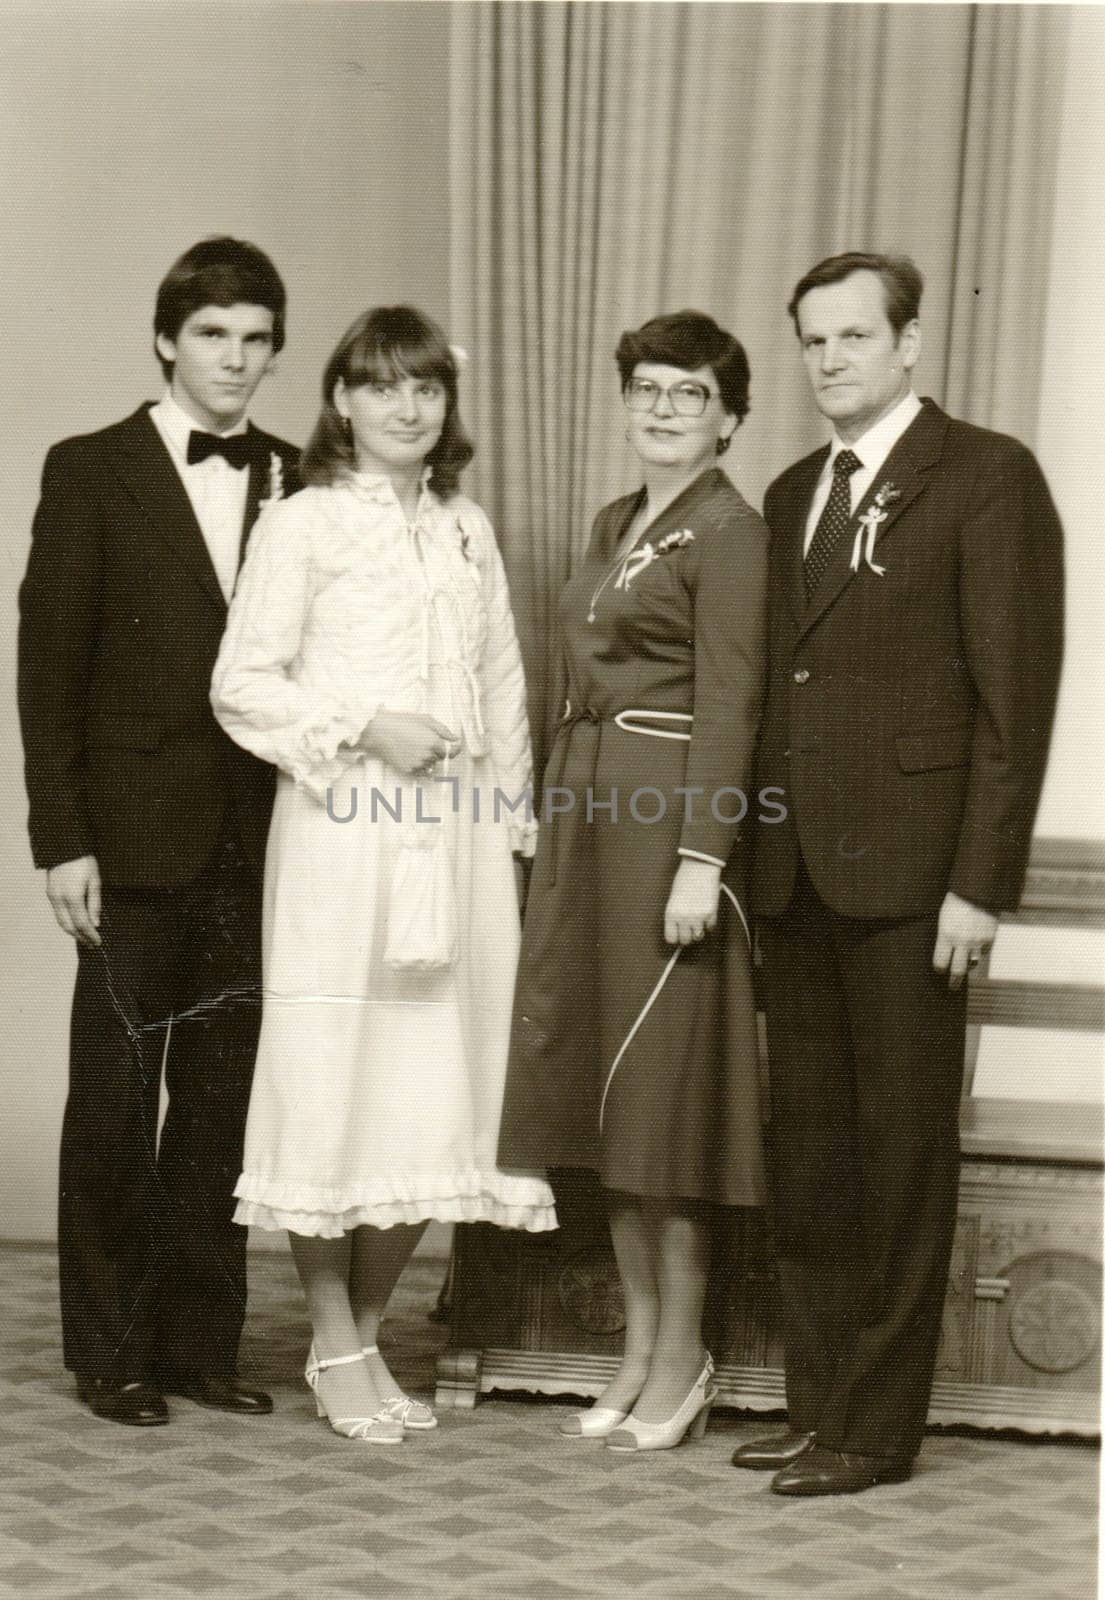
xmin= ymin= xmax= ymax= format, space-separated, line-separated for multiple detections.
xmin=361 ymin=1345 xmax=438 ymax=1431
xmin=304 ymin=1347 xmax=404 ymax=1444
xmin=605 ymin=1355 xmax=717 ymax=1453
xmin=558 ymin=1405 xmax=631 ymax=1440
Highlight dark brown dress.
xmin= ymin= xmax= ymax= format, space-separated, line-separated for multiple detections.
xmin=498 ymin=468 xmax=768 ymax=1204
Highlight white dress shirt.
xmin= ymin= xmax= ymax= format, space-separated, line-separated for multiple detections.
xmin=803 ymin=390 xmax=923 ymax=555
xmin=150 ymin=392 xmax=250 ymax=602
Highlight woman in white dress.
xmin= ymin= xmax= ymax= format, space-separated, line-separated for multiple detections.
xmin=211 ymin=306 xmax=556 ymax=1444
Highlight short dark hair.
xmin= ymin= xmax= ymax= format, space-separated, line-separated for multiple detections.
xmin=301 ymin=305 xmax=474 ymax=498
xmin=154 ymin=237 xmax=287 ymax=378
xmin=787 ymin=252 xmax=923 ymax=336
xmin=615 ymin=311 xmax=751 ymax=435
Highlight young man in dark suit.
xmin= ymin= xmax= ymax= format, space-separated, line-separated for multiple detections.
xmin=736 ymin=252 xmax=1063 ymax=1494
xmin=18 ymin=237 xmax=300 ymax=1425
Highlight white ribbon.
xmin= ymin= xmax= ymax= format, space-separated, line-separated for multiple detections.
xmin=597 ymin=883 xmax=752 ymax=1132
xmin=850 ymin=508 xmax=888 ymax=575
xmin=614 ymin=542 xmax=655 ymax=590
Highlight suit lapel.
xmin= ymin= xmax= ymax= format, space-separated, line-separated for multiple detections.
xmin=797 ymin=400 xmax=948 ymax=640
xmin=241 ymin=425 xmax=271 ymax=570
xmin=112 ymin=407 xmax=227 ymax=612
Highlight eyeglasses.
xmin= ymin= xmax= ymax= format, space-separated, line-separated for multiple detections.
xmin=623 ymin=377 xmax=715 ymax=418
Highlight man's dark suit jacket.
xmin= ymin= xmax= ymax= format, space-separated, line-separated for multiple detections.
xmin=18 ymin=404 xmax=300 ymax=887
xmin=752 ymin=398 xmax=1064 ymax=920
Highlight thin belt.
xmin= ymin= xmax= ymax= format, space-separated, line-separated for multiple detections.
xmin=559 ymin=703 xmax=692 ymax=739
xmin=543 ymin=705 xmax=693 ymax=884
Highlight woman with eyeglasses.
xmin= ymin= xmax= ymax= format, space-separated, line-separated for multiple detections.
xmin=499 ymin=311 xmax=768 ymax=1451
xmin=212 ymin=306 xmax=555 ymax=1446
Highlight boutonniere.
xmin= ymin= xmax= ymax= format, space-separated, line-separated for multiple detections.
xmin=850 ymin=482 xmax=901 ymax=576
xmin=657 ymin=527 xmax=696 ymax=555
xmin=258 ymin=452 xmax=285 ymax=510
xmin=613 ymin=528 xmax=696 ymax=594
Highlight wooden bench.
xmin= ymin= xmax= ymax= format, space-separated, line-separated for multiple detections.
xmin=437 ymin=838 xmax=1104 ymax=1436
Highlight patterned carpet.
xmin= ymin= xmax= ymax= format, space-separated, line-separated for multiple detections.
xmin=0 ymin=1244 xmax=1097 ymax=1600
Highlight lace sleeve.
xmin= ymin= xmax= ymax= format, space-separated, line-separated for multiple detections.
xmin=211 ymin=496 xmax=377 ymax=800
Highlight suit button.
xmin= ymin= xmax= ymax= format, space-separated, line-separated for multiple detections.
xmin=793 ymin=668 xmax=810 ymax=684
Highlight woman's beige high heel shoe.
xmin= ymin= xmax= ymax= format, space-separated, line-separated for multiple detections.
xmin=304 ymin=1347 xmax=404 ymax=1444
xmin=605 ymin=1355 xmax=717 ymax=1453
xmin=361 ymin=1345 xmax=438 ymax=1430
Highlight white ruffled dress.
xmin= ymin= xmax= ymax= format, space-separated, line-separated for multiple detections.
xmin=211 ymin=471 xmax=556 ymax=1237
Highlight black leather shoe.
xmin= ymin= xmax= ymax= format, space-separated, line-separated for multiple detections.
xmin=731 ymin=1427 xmax=816 ymax=1471
xmin=155 ymin=1370 xmax=273 ymax=1414
xmin=771 ymin=1444 xmax=913 ymax=1496
xmin=76 ymin=1376 xmax=169 ymax=1427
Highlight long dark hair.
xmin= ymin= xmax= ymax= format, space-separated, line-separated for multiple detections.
xmin=301 ymin=305 xmax=474 ymax=497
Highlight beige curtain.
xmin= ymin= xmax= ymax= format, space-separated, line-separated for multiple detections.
xmin=449 ymin=2 xmax=1069 ymax=755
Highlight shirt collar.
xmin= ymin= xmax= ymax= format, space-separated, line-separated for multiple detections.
xmin=830 ymin=390 xmax=922 ymax=473
xmin=343 ymin=465 xmax=436 ymax=510
xmin=150 ymin=389 xmax=249 ymax=458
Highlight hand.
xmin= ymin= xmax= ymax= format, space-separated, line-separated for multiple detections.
xmin=361 ymin=711 xmax=460 ymax=777
xmin=46 ymin=855 xmax=102 ymax=947
xmin=664 ymin=858 xmax=722 ymax=946
xmin=932 ymin=891 xmax=998 ymax=990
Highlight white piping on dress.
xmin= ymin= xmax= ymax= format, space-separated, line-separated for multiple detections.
xmin=613 ymin=708 xmax=692 ymax=742
xmin=597 ymin=882 xmax=752 ymax=1133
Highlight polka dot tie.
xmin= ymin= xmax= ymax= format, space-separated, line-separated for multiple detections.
xmin=804 ymin=448 xmax=862 ymax=599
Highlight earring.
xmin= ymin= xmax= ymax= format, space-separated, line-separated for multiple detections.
xmin=340 ymin=415 xmax=353 ymax=443
xmin=716 ymin=434 xmax=732 ymax=455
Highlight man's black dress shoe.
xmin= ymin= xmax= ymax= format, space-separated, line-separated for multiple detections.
xmin=731 ymin=1427 xmax=816 ymax=1471
xmin=771 ymin=1444 xmax=913 ymax=1496
xmin=76 ymin=1376 xmax=169 ymax=1427
xmin=154 ymin=1370 xmax=273 ymax=1414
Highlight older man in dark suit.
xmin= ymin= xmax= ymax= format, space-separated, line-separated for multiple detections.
xmin=736 ymin=252 xmax=1063 ymax=1494
xmin=17 ymin=238 xmax=299 ymax=1425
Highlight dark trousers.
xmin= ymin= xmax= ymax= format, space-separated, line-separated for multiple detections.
xmin=58 ymin=820 xmax=262 ymax=1383
xmin=758 ymin=862 xmax=967 ymax=1460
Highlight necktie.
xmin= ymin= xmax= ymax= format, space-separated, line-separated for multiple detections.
xmin=186 ymin=430 xmax=256 ymax=470
xmin=804 ymin=448 xmax=862 ymax=598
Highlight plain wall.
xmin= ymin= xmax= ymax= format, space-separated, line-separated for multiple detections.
xmin=0 ymin=2 xmax=451 ymax=1240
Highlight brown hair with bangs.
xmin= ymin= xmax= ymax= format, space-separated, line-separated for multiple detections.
xmin=301 ymin=305 xmax=474 ymax=497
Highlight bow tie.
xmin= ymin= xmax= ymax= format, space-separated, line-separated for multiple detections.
xmin=186 ymin=429 xmax=256 ymax=469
